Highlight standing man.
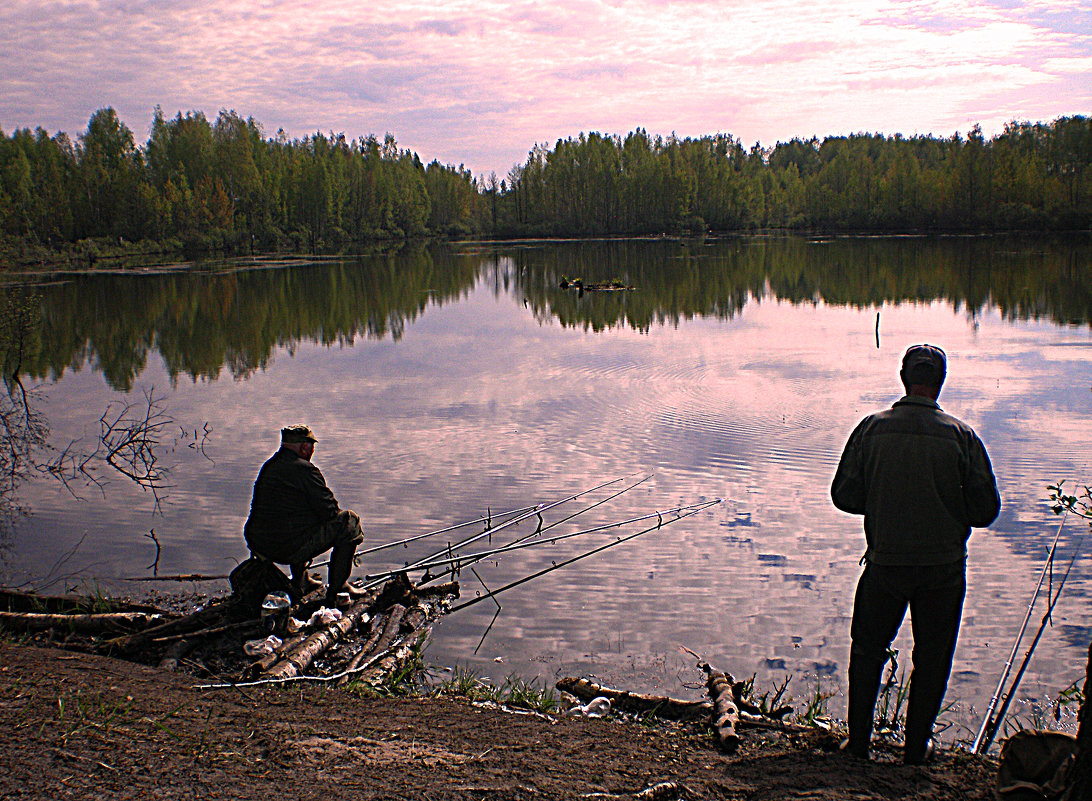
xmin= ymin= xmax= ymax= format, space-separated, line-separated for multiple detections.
xmin=832 ymin=344 xmax=1000 ymax=764
xmin=244 ymin=425 xmax=364 ymax=606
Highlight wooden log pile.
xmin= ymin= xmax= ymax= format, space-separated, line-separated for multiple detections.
xmin=0 ymin=578 xmax=460 ymax=690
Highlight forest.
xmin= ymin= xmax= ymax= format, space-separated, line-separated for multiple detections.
xmin=0 ymin=107 xmax=1089 ymax=259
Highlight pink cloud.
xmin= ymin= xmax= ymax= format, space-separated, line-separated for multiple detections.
xmin=0 ymin=0 xmax=1087 ymax=174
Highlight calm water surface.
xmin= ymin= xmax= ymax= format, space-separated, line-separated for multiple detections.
xmin=3 ymin=235 xmax=1091 ymax=746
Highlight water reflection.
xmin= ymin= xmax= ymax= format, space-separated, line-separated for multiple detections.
xmin=5 ymin=235 xmax=1090 ymax=391
xmin=2 ymin=234 xmax=1091 ymax=745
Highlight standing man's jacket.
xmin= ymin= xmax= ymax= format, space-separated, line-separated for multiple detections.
xmin=244 ymin=446 xmax=342 ymax=556
xmin=832 ymin=395 xmax=1001 ymax=566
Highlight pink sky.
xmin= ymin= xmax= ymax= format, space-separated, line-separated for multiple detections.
xmin=2 ymin=0 xmax=1089 ymax=176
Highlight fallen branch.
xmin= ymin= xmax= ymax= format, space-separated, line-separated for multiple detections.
xmin=556 ymin=677 xmax=712 ymax=722
xmin=0 ymin=610 xmax=162 ymax=634
xmin=149 ymin=618 xmax=258 ymax=644
xmin=679 ymin=645 xmax=792 ymax=720
xmin=706 ymin=669 xmax=741 ymax=753
xmin=106 ymin=601 xmax=231 ymax=651
xmin=581 ymin=781 xmax=682 ymax=800
xmin=357 ymin=637 xmax=418 ymax=686
xmin=246 ymin=632 xmax=308 ymax=679
xmin=359 ymin=604 xmax=405 ymax=665
xmin=120 ymin=573 xmax=228 ymax=582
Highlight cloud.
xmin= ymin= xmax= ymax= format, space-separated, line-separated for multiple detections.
xmin=0 ymin=0 xmax=1087 ymax=173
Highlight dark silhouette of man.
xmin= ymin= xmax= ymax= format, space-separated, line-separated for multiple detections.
xmin=832 ymin=344 xmax=1000 ymax=764
xmin=244 ymin=424 xmax=364 ymax=605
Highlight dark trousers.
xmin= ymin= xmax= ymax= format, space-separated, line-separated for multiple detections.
xmin=847 ymin=559 xmax=966 ymax=760
xmin=250 ymin=510 xmax=364 ymax=599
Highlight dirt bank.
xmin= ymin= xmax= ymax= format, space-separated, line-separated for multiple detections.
xmin=0 ymin=640 xmax=997 ymax=800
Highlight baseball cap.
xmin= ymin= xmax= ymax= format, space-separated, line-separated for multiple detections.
xmin=281 ymin=424 xmax=318 ymax=443
xmin=901 ymin=344 xmax=947 ymax=387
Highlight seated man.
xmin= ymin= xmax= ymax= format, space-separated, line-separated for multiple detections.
xmin=244 ymin=424 xmax=364 ymax=605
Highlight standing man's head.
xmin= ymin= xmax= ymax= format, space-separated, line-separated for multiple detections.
xmin=900 ymin=344 xmax=946 ymax=400
xmin=281 ymin=424 xmax=318 ymax=460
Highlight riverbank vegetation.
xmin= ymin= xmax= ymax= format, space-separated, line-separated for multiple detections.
xmin=0 ymin=108 xmax=1089 ymax=264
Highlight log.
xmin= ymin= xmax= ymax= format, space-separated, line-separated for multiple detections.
xmin=344 ymin=608 xmax=400 ymax=674
xmin=357 ymin=639 xmax=417 ymax=686
xmin=555 ymin=677 xmax=713 ymax=722
xmin=400 ymin=598 xmax=447 ymax=631
xmin=0 ymin=610 xmax=162 ymax=635
xmin=106 ymin=600 xmax=234 ymax=650
xmin=0 ymin=590 xmax=162 ymax=615
xmin=413 ymin=580 xmax=460 ymax=600
xmin=352 ymin=601 xmax=442 ymax=687
xmin=264 ymin=599 xmax=370 ymax=680
xmin=122 ymin=573 xmax=227 ymax=582
xmin=366 ymin=604 xmax=406 ymax=659
xmin=244 ymin=633 xmax=307 ymax=680
xmin=150 ymin=619 xmax=259 ymax=644
xmin=706 ymin=670 xmax=741 ymax=753
xmin=333 ymin=614 xmax=384 ymax=686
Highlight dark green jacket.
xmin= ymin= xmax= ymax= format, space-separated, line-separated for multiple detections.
xmin=832 ymin=395 xmax=1001 ymax=566
xmin=243 ymin=447 xmax=341 ymax=556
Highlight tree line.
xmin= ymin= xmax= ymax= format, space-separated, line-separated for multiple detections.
xmin=0 ymin=107 xmax=482 ymax=257
xmin=0 ymin=108 xmax=1089 ymax=259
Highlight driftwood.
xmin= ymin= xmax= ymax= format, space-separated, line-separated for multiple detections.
xmin=265 ymin=599 xmax=371 ymax=680
xmin=0 ymin=610 xmax=162 ymax=634
xmin=370 ymin=604 xmax=407 ymax=654
xmin=123 ymin=573 xmax=228 ymax=583
xmin=556 ymin=677 xmax=713 ymax=722
xmin=348 ymin=613 xmax=386 ymax=667
xmin=414 ymin=581 xmax=460 ymax=600
xmin=245 ymin=633 xmax=308 ymax=679
xmin=106 ymin=600 xmax=233 ymax=651
xmin=706 ymin=669 xmax=741 ymax=753
xmin=353 ymin=599 xmax=446 ymax=686
xmin=0 ymin=590 xmax=162 ymax=615
xmin=581 ymin=782 xmax=681 ymax=800
xmin=340 ymin=605 xmax=405 ymax=676
xmin=356 ymin=639 xmax=418 ymax=686
xmin=150 ymin=619 xmax=258 ymax=644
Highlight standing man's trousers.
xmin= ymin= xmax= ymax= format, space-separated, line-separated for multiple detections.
xmin=846 ymin=559 xmax=966 ymax=762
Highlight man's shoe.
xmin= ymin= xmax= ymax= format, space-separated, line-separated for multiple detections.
xmin=345 ymin=580 xmax=369 ymax=598
xmin=904 ymin=737 xmax=935 ymax=765
xmin=839 ymin=738 xmax=870 ymax=759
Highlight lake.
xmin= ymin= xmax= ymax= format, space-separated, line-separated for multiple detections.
xmin=2 ymin=234 xmax=1091 ymax=747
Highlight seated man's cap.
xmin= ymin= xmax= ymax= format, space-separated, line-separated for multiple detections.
xmin=281 ymin=424 xmax=318 ymax=443
xmin=901 ymin=344 xmax=947 ymax=387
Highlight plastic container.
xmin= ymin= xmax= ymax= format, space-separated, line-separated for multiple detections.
xmin=260 ymin=591 xmax=291 ymax=634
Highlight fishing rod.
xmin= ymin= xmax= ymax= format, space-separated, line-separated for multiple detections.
xmin=974 ymin=526 xmax=1085 ymax=753
xmin=365 ymin=499 xmax=718 ymax=582
xmin=357 ymin=474 xmax=637 ymax=591
xmin=972 ymin=513 xmax=1068 ymax=753
xmin=308 ymin=503 xmax=540 ymax=569
xmin=448 ymin=499 xmax=723 ymax=613
xmin=414 ymin=473 xmax=655 ymax=586
xmin=357 ymin=503 xmax=539 ymax=556
xmin=409 ymin=474 xmax=632 ymax=569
